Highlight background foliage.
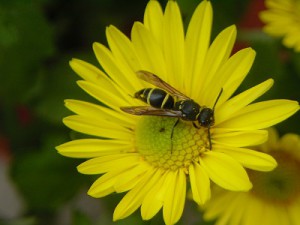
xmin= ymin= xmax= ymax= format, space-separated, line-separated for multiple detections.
xmin=0 ymin=0 xmax=299 ymax=225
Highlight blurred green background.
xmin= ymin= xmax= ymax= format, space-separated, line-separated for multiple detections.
xmin=0 ymin=0 xmax=299 ymax=225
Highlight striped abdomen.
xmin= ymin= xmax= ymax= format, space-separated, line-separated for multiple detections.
xmin=134 ymin=88 xmax=175 ymax=109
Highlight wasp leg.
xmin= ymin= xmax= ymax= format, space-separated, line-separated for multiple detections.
xmin=192 ymin=122 xmax=200 ymax=129
xmin=207 ymin=126 xmax=212 ymax=150
xmin=170 ymin=118 xmax=180 ymax=153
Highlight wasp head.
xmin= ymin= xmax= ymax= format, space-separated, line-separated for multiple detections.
xmin=197 ymin=108 xmax=214 ymax=127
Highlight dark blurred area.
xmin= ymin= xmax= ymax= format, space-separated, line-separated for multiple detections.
xmin=0 ymin=0 xmax=299 ymax=225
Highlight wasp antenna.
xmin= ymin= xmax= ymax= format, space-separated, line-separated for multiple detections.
xmin=212 ymin=88 xmax=223 ymax=111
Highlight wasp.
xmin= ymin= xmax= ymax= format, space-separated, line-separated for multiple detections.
xmin=120 ymin=71 xmax=223 ymax=150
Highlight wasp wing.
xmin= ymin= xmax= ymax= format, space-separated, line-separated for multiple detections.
xmin=120 ymin=106 xmax=183 ymax=117
xmin=136 ymin=70 xmax=189 ymax=100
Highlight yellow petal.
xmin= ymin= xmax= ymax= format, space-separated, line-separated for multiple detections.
xmin=189 ymin=163 xmax=211 ymax=205
xmin=70 ymin=58 xmax=132 ymax=102
xmin=211 ymin=193 xmax=245 ymax=225
xmin=106 ymin=25 xmax=143 ymax=81
xmin=198 ymin=25 xmax=237 ymax=105
xmin=87 ymin=162 xmax=144 ymax=198
xmin=163 ymin=169 xmax=186 ymax=225
xmin=77 ymin=80 xmax=130 ymax=111
xmin=216 ymin=79 xmax=274 ymax=124
xmin=265 ymin=0 xmax=292 ymax=10
xmin=222 ymin=194 xmax=246 ymax=225
xmin=203 ymin=190 xmax=236 ymax=220
xmin=141 ymin=169 xmax=168 ymax=220
xmin=186 ymin=0 xmax=212 ymax=97
xmin=262 ymin=25 xmax=284 ymax=36
xmin=77 ymin=153 xmax=140 ymax=174
xmin=259 ymin=127 xmax=279 ymax=152
xmin=243 ymin=203 xmax=278 ymax=225
xmin=214 ymin=145 xmax=277 ymax=171
xmin=144 ymin=0 xmax=164 ymax=47
xmin=56 ymin=139 xmax=132 ymax=158
xmin=163 ymin=0 xmax=185 ymax=89
xmin=113 ymin=168 xmax=160 ymax=221
xmin=131 ymin=22 xmax=167 ymax=79
xmin=216 ymin=48 xmax=256 ymax=105
xmin=200 ymin=151 xmax=252 ymax=191
xmin=260 ymin=11 xmax=292 ymax=25
xmin=278 ymin=133 xmax=300 ymax=160
xmin=288 ymin=201 xmax=300 ymax=225
xmin=213 ymin=130 xmax=268 ymax=147
xmin=69 ymin=58 xmax=111 ymax=85
xmin=241 ymin=196 xmax=264 ymax=225
xmin=283 ymin=28 xmax=300 ymax=47
xmin=88 ymin=169 xmax=124 ymax=197
xmin=65 ymin=99 xmax=135 ymax=127
xmin=114 ymin=162 xmax=151 ymax=193
xmin=89 ymin=186 xmax=114 ymax=199
xmin=218 ymin=100 xmax=299 ymax=130
xmin=274 ymin=204 xmax=290 ymax=225
xmin=63 ymin=115 xmax=132 ymax=140
xmin=93 ymin=42 xmax=139 ymax=94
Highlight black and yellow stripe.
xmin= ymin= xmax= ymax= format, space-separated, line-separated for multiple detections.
xmin=134 ymin=88 xmax=175 ymax=109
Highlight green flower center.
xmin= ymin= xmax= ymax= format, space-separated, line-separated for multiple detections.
xmin=135 ymin=117 xmax=209 ymax=171
xmin=249 ymin=151 xmax=300 ymax=204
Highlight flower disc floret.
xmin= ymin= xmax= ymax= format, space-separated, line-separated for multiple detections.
xmin=135 ymin=117 xmax=208 ymax=170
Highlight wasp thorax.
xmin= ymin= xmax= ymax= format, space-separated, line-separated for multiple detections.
xmin=135 ymin=116 xmax=209 ymax=170
xmin=174 ymin=100 xmax=200 ymax=121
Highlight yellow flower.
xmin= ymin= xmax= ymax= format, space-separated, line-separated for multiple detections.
xmin=260 ymin=0 xmax=300 ymax=51
xmin=202 ymin=128 xmax=300 ymax=225
xmin=56 ymin=0 xmax=299 ymax=224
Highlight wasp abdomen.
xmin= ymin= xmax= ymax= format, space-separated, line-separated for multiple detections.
xmin=135 ymin=88 xmax=174 ymax=109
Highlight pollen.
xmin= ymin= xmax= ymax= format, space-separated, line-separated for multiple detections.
xmin=135 ymin=116 xmax=209 ymax=171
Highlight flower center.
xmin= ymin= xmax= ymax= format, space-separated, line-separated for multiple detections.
xmin=135 ymin=117 xmax=209 ymax=171
xmin=249 ymin=151 xmax=300 ymax=205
